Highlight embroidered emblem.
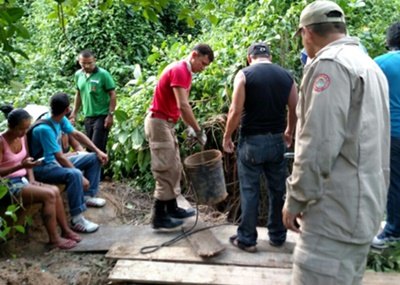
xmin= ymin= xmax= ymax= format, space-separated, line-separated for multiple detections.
xmin=313 ymin=74 xmax=331 ymax=93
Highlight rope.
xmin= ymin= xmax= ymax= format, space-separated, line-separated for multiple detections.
xmin=140 ymin=181 xmax=229 ymax=254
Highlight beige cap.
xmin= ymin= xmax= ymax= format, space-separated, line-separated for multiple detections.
xmin=295 ymin=0 xmax=345 ymax=36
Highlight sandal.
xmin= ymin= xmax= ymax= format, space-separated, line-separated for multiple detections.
xmin=62 ymin=232 xmax=82 ymax=243
xmin=50 ymin=238 xmax=77 ymax=250
xmin=229 ymin=235 xmax=257 ymax=253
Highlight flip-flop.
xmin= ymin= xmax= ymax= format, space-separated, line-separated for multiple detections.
xmin=229 ymin=235 xmax=257 ymax=253
xmin=62 ymin=232 xmax=82 ymax=243
xmin=50 ymin=238 xmax=77 ymax=250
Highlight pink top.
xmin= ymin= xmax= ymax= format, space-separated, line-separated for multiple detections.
xmin=0 ymin=135 xmax=27 ymax=178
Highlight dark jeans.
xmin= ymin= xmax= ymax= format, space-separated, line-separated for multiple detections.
xmin=236 ymin=133 xmax=287 ymax=246
xmin=84 ymin=115 xmax=109 ymax=153
xmin=382 ymin=136 xmax=400 ymax=237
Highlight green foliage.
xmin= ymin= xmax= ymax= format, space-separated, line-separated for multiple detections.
xmin=0 ymin=179 xmax=26 ymax=241
xmin=368 ymin=245 xmax=400 ymax=272
xmin=2 ymin=0 xmax=400 ymax=199
xmin=0 ymin=1 xmax=30 ymax=64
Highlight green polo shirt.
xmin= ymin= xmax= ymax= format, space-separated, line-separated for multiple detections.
xmin=75 ymin=67 xmax=116 ymax=117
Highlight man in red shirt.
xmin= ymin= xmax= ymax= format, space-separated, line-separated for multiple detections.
xmin=144 ymin=44 xmax=214 ymax=230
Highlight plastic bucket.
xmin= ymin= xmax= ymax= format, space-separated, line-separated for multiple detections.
xmin=183 ymin=149 xmax=228 ymax=205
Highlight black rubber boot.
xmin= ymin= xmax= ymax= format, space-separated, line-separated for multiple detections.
xmin=151 ymin=199 xmax=183 ymax=231
xmin=166 ymin=198 xmax=196 ymax=219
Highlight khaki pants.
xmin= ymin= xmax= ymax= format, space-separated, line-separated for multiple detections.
xmin=291 ymin=232 xmax=370 ymax=285
xmin=144 ymin=114 xmax=182 ymax=201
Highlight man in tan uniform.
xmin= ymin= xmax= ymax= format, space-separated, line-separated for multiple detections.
xmin=283 ymin=1 xmax=390 ymax=284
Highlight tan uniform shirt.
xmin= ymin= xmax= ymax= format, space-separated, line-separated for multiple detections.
xmin=285 ymin=37 xmax=390 ymax=244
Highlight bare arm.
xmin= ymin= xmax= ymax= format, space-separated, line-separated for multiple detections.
xmin=284 ymin=82 xmax=298 ymax=147
xmin=223 ymin=71 xmax=246 ymax=153
xmin=55 ymin=151 xmax=75 ymax=168
xmin=69 ymin=90 xmax=82 ymax=125
xmin=104 ymin=90 xmax=117 ymax=129
xmin=173 ymin=87 xmax=201 ymax=132
xmin=70 ymin=130 xmax=108 ymax=164
xmin=68 ymin=134 xmax=84 ymax=152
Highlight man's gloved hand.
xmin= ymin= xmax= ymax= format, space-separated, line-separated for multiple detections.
xmin=187 ymin=127 xmax=207 ymax=145
xmin=195 ymin=129 xmax=207 ymax=145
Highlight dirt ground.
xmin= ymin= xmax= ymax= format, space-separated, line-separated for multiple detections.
xmin=0 ymin=181 xmax=227 ymax=285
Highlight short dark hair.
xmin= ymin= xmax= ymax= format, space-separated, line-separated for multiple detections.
xmin=386 ymin=22 xmax=400 ymax=50
xmin=308 ymin=22 xmax=346 ymax=36
xmin=50 ymin=92 xmax=70 ymax=116
xmin=0 ymin=107 xmax=31 ymax=129
xmin=79 ymin=49 xmax=95 ymax=58
xmin=307 ymin=11 xmax=347 ymax=37
xmin=192 ymin=44 xmax=214 ymax=62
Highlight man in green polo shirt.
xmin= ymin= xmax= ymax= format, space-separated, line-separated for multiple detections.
xmin=70 ymin=50 xmax=117 ymax=153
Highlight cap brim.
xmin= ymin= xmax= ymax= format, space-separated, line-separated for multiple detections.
xmin=293 ymin=27 xmax=302 ymax=38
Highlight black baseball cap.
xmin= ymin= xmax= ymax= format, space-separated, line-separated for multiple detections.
xmin=247 ymin=42 xmax=270 ymax=56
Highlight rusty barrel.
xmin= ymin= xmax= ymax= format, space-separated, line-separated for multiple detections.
xmin=183 ymin=149 xmax=228 ymax=205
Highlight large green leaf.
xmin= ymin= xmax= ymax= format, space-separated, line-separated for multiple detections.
xmin=4 ymin=8 xmax=24 ymax=23
xmin=131 ymin=128 xmax=144 ymax=150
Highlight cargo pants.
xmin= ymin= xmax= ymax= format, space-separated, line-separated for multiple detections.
xmin=291 ymin=232 xmax=371 ymax=285
xmin=144 ymin=113 xmax=182 ymax=201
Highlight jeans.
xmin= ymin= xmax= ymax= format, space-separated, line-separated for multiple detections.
xmin=84 ymin=115 xmax=109 ymax=153
xmin=33 ymin=153 xmax=101 ymax=216
xmin=381 ymin=136 xmax=400 ymax=237
xmin=236 ymin=133 xmax=287 ymax=246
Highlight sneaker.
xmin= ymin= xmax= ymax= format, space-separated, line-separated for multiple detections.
xmin=371 ymin=233 xmax=400 ymax=249
xmin=71 ymin=216 xmax=99 ymax=233
xmin=229 ymin=235 xmax=257 ymax=253
xmin=84 ymin=196 xmax=106 ymax=207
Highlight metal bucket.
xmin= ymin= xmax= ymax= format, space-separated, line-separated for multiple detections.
xmin=183 ymin=150 xmax=228 ymax=205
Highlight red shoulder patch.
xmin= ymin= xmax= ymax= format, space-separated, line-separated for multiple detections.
xmin=313 ymin=74 xmax=331 ymax=93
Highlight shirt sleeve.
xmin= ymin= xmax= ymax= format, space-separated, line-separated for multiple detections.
xmin=103 ymin=70 xmax=116 ymax=91
xmin=60 ymin=116 xmax=75 ymax=134
xmin=285 ymin=60 xmax=352 ymax=214
xmin=74 ymin=71 xmax=80 ymax=91
xmin=170 ymin=65 xmax=191 ymax=89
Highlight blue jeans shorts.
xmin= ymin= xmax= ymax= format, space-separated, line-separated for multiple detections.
xmin=7 ymin=176 xmax=29 ymax=195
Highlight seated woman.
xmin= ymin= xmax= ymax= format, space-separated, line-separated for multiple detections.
xmin=0 ymin=106 xmax=81 ymax=249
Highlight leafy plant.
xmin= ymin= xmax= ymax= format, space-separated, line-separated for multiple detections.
xmin=0 ymin=178 xmax=26 ymax=241
xmin=367 ymin=245 xmax=400 ymax=272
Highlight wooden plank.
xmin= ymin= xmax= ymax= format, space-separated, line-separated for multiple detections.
xmin=108 ymin=260 xmax=400 ymax=285
xmin=177 ymin=195 xmax=225 ymax=257
xmin=363 ymin=272 xmax=400 ymax=285
xmin=106 ymin=225 xmax=295 ymax=268
xmin=183 ymin=221 xmax=225 ymax=258
xmin=68 ymin=225 xmax=135 ymax=252
xmin=108 ymin=260 xmax=291 ymax=285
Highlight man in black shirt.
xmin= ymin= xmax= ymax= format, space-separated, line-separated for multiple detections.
xmin=223 ymin=42 xmax=298 ymax=252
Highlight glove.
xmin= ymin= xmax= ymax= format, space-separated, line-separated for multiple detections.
xmin=195 ymin=129 xmax=207 ymax=146
xmin=186 ymin=127 xmax=207 ymax=145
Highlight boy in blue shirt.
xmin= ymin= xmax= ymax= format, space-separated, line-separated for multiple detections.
xmin=32 ymin=93 xmax=108 ymax=233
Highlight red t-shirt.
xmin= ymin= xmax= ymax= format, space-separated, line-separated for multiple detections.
xmin=150 ymin=61 xmax=192 ymax=121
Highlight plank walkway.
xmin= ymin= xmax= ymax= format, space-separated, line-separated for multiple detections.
xmin=106 ymin=196 xmax=400 ymax=284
